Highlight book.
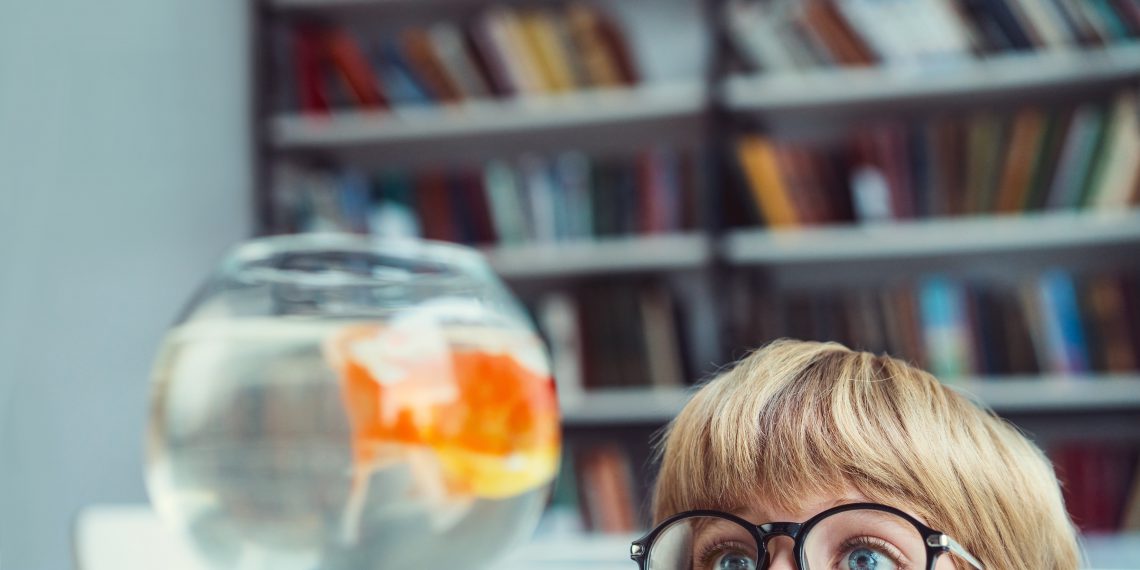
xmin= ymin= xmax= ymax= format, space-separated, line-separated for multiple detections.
xmin=995 ymin=107 xmax=1046 ymax=213
xmin=428 ymin=23 xmax=491 ymax=100
xmin=537 ymin=291 xmax=585 ymax=404
xmin=1087 ymin=91 xmax=1140 ymax=210
xmin=575 ymin=445 xmax=638 ymax=533
xmin=566 ymin=3 xmax=625 ymax=88
xmin=1048 ymin=103 xmax=1109 ymax=209
xmin=468 ymin=12 xmax=520 ymax=96
xmin=401 ymin=28 xmax=463 ymax=103
xmin=1123 ymin=460 xmax=1140 ymax=530
xmin=724 ymin=0 xmax=802 ymax=72
xmin=369 ymin=171 xmax=420 ymax=239
xmin=1037 ymin=270 xmax=1091 ymax=374
xmin=957 ymin=0 xmax=1037 ymax=51
xmin=802 ymin=0 xmax=876 ymax=66
xmin=519 ymin=10 xmax=577 ymax=93
xmin=482 ymin=160 xmax=529 ymax=244
xmin=1082 ymin=275 xmax=1138 ymax=372
xmin=374 ymin=39 xmax=434 ymax=106
xmin=324 ymin=29 xmax=387 ymax=109
xmin=919 ymin=277 xmax=975 ymax=379
xmin=965 ymin=111 xmax=1009 ymax=214
xmin=639 ymin=285 xmax=685 ymax=388
xmin=736 ymin=136 xmax=800 ymax=228
xmin=1009 ymin=0 xmax=1077 ymax=49
xmin=293 ymin=27 xmax=330 ymax=114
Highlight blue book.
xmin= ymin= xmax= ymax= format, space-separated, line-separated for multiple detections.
xmin=919 ymin=277 xmax=974 ymax=380
xmin=374 ymin=39 xmax=434 ymax=105
xmin=1089 ymin=0 xmax=1130 ymax=41
xmin=1038 ymin=270 xmax=1090 ymax=374
xmin=338 ymin=170 xmax=371 ymax=233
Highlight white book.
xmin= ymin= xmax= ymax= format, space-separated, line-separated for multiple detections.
xmin=1091 ymin=92 xmax=1140 ymax=210
xmin=520 ymin=155 xmax=558 ymax=242
xmin=483 ymin=160 xmax=529 ymax=244
xmin=835 ymin=0 xmax=912 ymax=64
xmin=639 ymin=286 xmax=685 ymax=388
xmin=723 ymin=0 xmax=801 ymax=72
xmin=1047 ymin=104 xmax=1103 ymax=209
xmin=537 ymin=291 xmax=585 ymax=405
xmin=1009 ymin=0 xmax=1076 ymax=49
xmin=428 ymin=23 xmax=490 ymax=100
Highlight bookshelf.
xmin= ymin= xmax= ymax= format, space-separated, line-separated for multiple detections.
xmin=723 ymin=211 xmax=1140 ymax=265
xmin=725 ymin=44 xmax=1140 ymax=117
xmin=484 ymin=232 xmax=712 ymax=279
xmin=561 ymin=376 xmax=1140 ymax=427
xmin=272 ymin=82 xmax=706 ymax=151
xmin=252 ymin=0 xmax=1140 ymax=538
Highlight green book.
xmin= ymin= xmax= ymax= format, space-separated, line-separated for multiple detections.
xmin=1022 ymin=109 xmax=1069 ymax=211
xmin=1076 ymin=103 xmax=1116 ymax=208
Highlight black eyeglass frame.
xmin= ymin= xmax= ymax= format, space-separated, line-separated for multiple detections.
xmin=630 ymin=502 xmax=984 ymax=570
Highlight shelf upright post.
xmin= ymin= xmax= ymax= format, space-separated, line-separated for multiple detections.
xmin=251 ymin=0 xmax=276 ymax=235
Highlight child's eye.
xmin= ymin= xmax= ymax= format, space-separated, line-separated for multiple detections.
xmin=712 ymin=550 xmax=757 ymax=570
xmin=697 ymin=541 xmax=758 ymax=570
xmin=832 ymin=537 xmax=908 ymax=570
xmin=841 ymin=546 xmax=897 ymax=570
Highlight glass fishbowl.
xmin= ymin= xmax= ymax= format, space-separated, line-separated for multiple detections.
xmin=145 ymin=235 xmax=560 ymax=569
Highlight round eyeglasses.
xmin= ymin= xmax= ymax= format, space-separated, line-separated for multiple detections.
xmin=630 ymin=503 xmax=984 ymax=570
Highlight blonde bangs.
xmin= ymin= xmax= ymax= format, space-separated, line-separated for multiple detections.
xmin=651 ymin=340 xmax=1080 ymax=570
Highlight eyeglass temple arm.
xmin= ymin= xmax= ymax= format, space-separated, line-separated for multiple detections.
xmin=943 ymin=535 xmax=984 ymax=570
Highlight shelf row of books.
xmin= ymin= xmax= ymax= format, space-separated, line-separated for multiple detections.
xmin=1053 ymin=442 xmax=1140 ymax=533
xmin=273 ymin=147 xmax=706 ymax=243
xmin=726 ymin=0 xmax=1140 ymax=74
xmin=533 ymin=283 xmax=693 ymax=399
xmin=277 ymin=3 xmax=637 ymax=113
xmin=732 ymin=89 xmax=1140 ymax=228
xmin=526 ymin=267 xmax=1140 ymax=402
xmin=543 ymin=440 xmax=1140 ymax=535
xmin=547 ymin=443 xmax=645 ymax=534
xmin=736 ymin=269 xmax=1140 ymax=380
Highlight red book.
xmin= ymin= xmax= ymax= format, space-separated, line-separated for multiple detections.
xmin=324 ymin=29 xmax=387 ymax=109
xmin=293 ymin=27 xmax=330 ymax=114
xmin=415 ymin=172 xmax=457 ymax=241
xmin=593 ymin=10 xmax=639 ymax=86
xmin=636 ymin=151 xmax=668 ymax=234
xmin=465 ymin=173 xmax=498 ymax=244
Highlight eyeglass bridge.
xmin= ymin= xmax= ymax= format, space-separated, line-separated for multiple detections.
xmin=756 ymin=522 xmax=804 ymax=539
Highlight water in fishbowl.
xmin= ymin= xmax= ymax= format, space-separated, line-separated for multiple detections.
xmin=146 ymin=315 xmax=560 ymax=570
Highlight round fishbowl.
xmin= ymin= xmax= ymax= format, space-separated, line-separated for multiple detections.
xmin=145 ymin=235 xmax=560 ymax=569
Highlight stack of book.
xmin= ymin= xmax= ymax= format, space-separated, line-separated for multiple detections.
xmin=279 ymin=3 xmax=639 ymax=114
xmin=737 ymin=269 xmax=1140 ymax=380
xmin=1052 ymin=442 xmax=1140 ymax=533
xmin=273 ymin=146 xmax=705 ymax=244
xmin=549 ymin=443 xmax=643 ymax=534
xmin=733 ymin=89 xmax=1140 ymax=227
xmin=534 ymin=283 xmax=690 ymax=404
xmin=725 ymin=0 xmax=1140 ymax=73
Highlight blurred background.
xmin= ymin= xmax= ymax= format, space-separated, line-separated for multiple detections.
xmin=2 ymin=0 xmax=1140 ymax=568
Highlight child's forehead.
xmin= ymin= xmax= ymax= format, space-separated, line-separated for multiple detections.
xmin=731 ymin=489 xmax=867 ymax=523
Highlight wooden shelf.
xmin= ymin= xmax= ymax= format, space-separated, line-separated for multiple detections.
xmin=723 ymin=211 xmax=1140 ymax=266
xmin=560 ymin=376 xmax=1140 ymax=426
xmin=271 ymin=82 xmax=705 ymax=151
xmin=483 ymin=233 xmax=711 ymax=279
xmin=726 ymin=45 xmax=1140 ymax=116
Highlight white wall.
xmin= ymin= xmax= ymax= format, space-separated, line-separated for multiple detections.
xmin=0 ymin=0 xmax=250 ymax=567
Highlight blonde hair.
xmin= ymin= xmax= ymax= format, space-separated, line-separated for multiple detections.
xmin=653 ymin=340 xmax=1079 ymax=570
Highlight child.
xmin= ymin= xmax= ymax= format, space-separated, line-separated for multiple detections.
xmin=634 ymin=340 xmax=1079 ymax=570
